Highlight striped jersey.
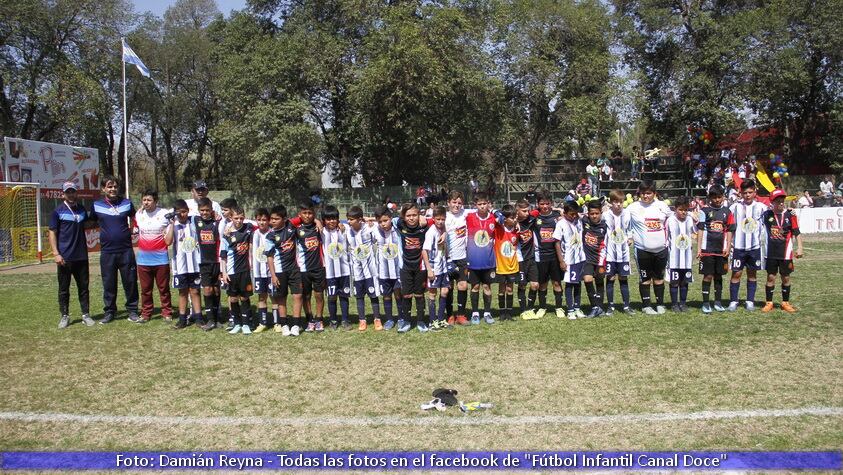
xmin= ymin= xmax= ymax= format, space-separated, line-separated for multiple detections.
xmin=602 ymin=209 xmax=631 ymax=263
xmin=322 ymin=227 xmax=350 ymax=279
xmin=534 ymin=211 xmax=561 ymax=261
xmin=552 ymin=216 xmax=585 ymax=265
xmin=627 ymin=200 xmax=672 ymax=252
xmin=345 ymin=225 xmax=378 ymax=281
xmin=666 ymin=215 xmax=696 ymax=270
xmin=135 ymin=208 xmax=170 ymax=266
xmin=170 ymin=219 xmax=201 ymax=275
xmin=581 ymin=218 xmax=608 ymax=266
xmin=493 ymin=223 xmax=519 ymax=274
xmin=697 ymin=205 xmax=735 ymax=256
xmin=219 ymin=223 xmax=253 ymax=275
xmin=373 ymin=226 xmax=402 ymax=279
xmin=516 ymin=216 xmax=538 ymax=262
xmin=465 ymin=212 xmax=496 ymax=270
xmin=394 ymin=218 xmax=429 ymax=270
xmin=423 ymin=225 xmax=448 ymax=275
xmin=762 ymin=210 xmax=800 ymax=260
xmin=251 ymin=227 xmax=271 ymax=278
xmin=295 ymin=223 xmax=323 ymax=272
xmin=729 ymin=201 xmax=768 ymax=251
xmin=264 ymin=222 xmax=298 ymax=273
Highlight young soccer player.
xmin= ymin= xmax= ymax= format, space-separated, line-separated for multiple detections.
xmin=697 ymin=185 xmax=735 ymax=313
xmin=394 ymin=203 xmax=430 ymax=333
xmin=218 ymin=197 xmax=238 ymax=328
xmin=220 ymin=206 xmax=255 ymax=334
xmin=320 ymin=205 xmax=352 ymax=329
xmin=165 ymin=200 xmax=202 ymax=329
xmin=514 ymin=199 xmax=541 ymax=319
xmin=346 ymin=206 xmax=382 ymax=331
xmin=195 ymin=197 xmax=223 ymax=330
xmin=627 ymin=181 xmax=672 ymax=314
xmin=666 ymin=196 xmax=696 ymax=312
xmin=466 ymin=192 xmax=497 ymax=325
xmin=602 ymin=190 xmax=633 ymax=315
xmin=761 ymin=189 xmax=803 ymax=313
xmin=296 ymin=203 xmax=326 ymax=331
xmin=534 ymin=192 xmax=565 ymax=318
xmin=251 ymin=208 xmax=273 ymax=332
xmin=581 ymin=200 xmax=608 ymax=317
xmin=727 ymin=180 xmax=768 ymax=311
xmin=444 ymin=191 xmax=471 ymax=325
xmin=422 ymin=206 xmax=450 ymax=331
xmin=493 ymin=205 xmax=520 ymax=321
xmin=372 ymin=206 xmax=403 ymax=330
xmin=265 ymin=205 xmax=303 ymax=336
xmin=553 ymin=201 xmax=585 ymax=319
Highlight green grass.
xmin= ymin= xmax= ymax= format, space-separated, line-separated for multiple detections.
xmin=0 ymin=234 xmax=841 ymax=451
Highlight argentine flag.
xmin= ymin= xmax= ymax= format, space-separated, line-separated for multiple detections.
xmin=122 ymin=38 xmax=150 ymax=78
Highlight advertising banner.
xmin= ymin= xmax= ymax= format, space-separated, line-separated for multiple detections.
xmin=3 ymin=137 xmax=100 ymax=199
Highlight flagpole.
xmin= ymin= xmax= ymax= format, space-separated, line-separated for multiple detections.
xmin=122 ymin=41 xmax=130 ymax=198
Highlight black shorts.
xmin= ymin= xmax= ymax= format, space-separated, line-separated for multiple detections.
xmin=699 ymin=255 xmax=729 ymax=276
xmin=765 ymin=258 xmax=794 ymax=276
xmin=302 ymin=267 xmax=327 ymax=295
xmin=272 ymin=269 xmax=303 ymax=298
xmin=537 ymin=257 xmax=562 ymax=284
xmin=327 ymin=276 xmax=351 ymax=297
xmin=379 ymin=278 xmax=401 ymax=296
xmin=173 ymin=273 xmax=201 ymax=290
xmin=635 ymin=248 xmax=668 ymax=281
xmin=668 ymin=268 xmax=693 ymax=284
xmin=605 ymin=261 xmax=631 ymax=277
xmin=226 ymin=271 xmax=253 ymax=297
xmin=199 ymin=263 xmax=220 ymax=287
xmin=467 ymin=268 xmax=495 ymax=285
xmin=253 ymin=277 xmax=271 ymax=294
xmin=518 ymin=259 xmax=539 ymax=284
xmin=354 ymin=277 xmax=379 ymax=298
xmin=400 ymin=267 xmax=426 ymax=295
xmin=448 ymin=258 xmax=469 ymax=283
xmin=582 ymin=262 xmax=606 ymax=278
xmin=731 ymin=249 xmax=762 ymax=271
xmin=497 ymin=272 xmax=519 ymax=284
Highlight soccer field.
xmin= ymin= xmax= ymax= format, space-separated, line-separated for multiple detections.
xmin=0 ymin=234 xmax=841 ymax=452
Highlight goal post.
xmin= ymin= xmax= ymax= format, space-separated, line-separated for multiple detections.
xmin=0 ymin=181 xmax=43 ymax=266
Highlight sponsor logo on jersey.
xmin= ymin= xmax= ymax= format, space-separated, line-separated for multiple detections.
xmin=709 ymin=221 xmax=724 ymax=232
xmin=644 ymin=218 xmax=663 ymax=231
xmin=454 ymin=226 xmax=467 ymax=238
xmin=305 ymin=235 xmax=319 ymax=250
xmin=584 ymin=232 xmax=600 ymax=248
xmin=540 ymin=228 xmax=554 ymax=241
xmin=770 ymin=226 xmax=784 ymax=240
xmin=519 ymin=229 xmax=533 ymax=242
xmin=404 ymin=237 xmax=421 ymax=250
xmin=473 ymin=230 xmax=491 ymax=247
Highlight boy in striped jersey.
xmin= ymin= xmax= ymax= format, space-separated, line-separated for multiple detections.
xmin=346 ymin=206 xmax=381 ymax=331
xmin=666 ymin=196 xmax=696 ymax=312
xmin=696 ymin=185 xmax=735 ymax=313
xmin=727 ymin=180 xmax=768 ymax=311
xmin=321 ymin=205 xmax=352 ymax=330
xmin=220 ymin=206 xmax=255 ymax=334
xmin=372 ymin=206 xmax=403 ymax=330
xmin=514 ymin=200 xmax=541 ymax=319
xmin=251 ymin=209 xmax=273 ymax=332
xmin=553 ymin=201 xmax=586 ymax=319
xmin=422 ymin=206 xmax=450 ymax=331
xmin=165 ymin=200 xmax=202 ymax=330
xmin=296 ymin=203 xmax=326 ymax=332
xmin=265 ymin=205 xmax=303 ymax=336
xmin=602 ymin=190 xmax=633 ymax=315
xmin=581 ymin=200 xmax=608 ymax=318
xmin=761 ymin=189 xmax=803 ymax=313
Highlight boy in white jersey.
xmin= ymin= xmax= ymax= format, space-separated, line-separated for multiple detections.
xmin=422 ymin=206 xmax=450 ymax=331
xmin=251 ymin=209 xmax=273 ymax=332
xmin=444 ymin=190 xmax=471 ymax=325
xmin=164 ymin=200 xmax=202 ymax=330
xmin=553 ymin=201 xmax=586 ymax=319
xmin=627 ymin=181 xmax=672 ymax=314
xmin=321 ymin=205 xmax=352 ymax=329
xmin=373 ymin=206 xmax=403 ymax=330
xmin=666 ymin=196 xmax=696 ymax=312
xmin=727 ymin=180 xmax=768 ymax=311
xmin=346 ymin=206 xmax=381 ymax=331
xmin=603 ymin=190 xmax=634 ymax=315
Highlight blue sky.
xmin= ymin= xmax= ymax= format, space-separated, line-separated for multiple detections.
xmin=133 ymin=0 xmax=248 ymax=18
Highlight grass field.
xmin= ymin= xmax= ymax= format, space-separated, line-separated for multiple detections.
xmin=0 ymin=234 xmax=841 ymax=452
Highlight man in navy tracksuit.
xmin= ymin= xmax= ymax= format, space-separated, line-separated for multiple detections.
xmin=90 ymin=175 xmax=139 ymax=324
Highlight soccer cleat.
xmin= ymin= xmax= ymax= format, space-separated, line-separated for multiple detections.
xmin=358 ymin=320 xmax=367 ymax=332
xmin=701 ymin=303 xmax=712 ymax=314
xmin=253 ymin=324 xmax=267 ymax=334
xmin=655 ymin=305 xmax=667 ymax=314
xmin=341 ymin=320 xmax=351 ymax=331
xmin=447 ymin=316 xmax=456 ymax=325
xmin=383 ymin=319 xmax=396 ymax=331
xmin=781 ymin=302 xmax=797 ymax=313
xmin=470 ymin=313 xmax=480 ymax=325
xmin=99 ymin=314 xmax=114 ymax=325
xmin=417 ymin=322 xmax=429 ymax=332
xmin=290 ymin=325 xmax=301 ymax=336
xmin=745 ymin=301 xmax=756 ymax=311
xmin=567 ymin=310 xmax=577 ymax=320
xmin=727 ymin=301 xmax=739 ymax=312
xmin=575 ymin=308 xmax=586 ymax=319
xmin=81 ymin=314 xmax=95 ymax=326
xmin=173 ymin=321 xmax=188 ymax=330
xmin=555 ymin=308 xmax=566 ymax=319
xmin=713 ymin=302 xmax=726 ymax=312
xmin=58 ymin=315 xmax=70 ymax=329
xmin=329 ymin=321 xmax=339 ymax=330
xmin=623 ymin=306 xmax=635 ymax=315
xmin=200 ymin=321 xmax=215 ymax=331
xmin=534 ymin=308 xmax=547 ymax=319
xmin=397 ymin=321 xmax=411 ymax=333
xmin=281 ymin=325 xmax=291 ymax=336
xmin=163 ymin=315 xmax=173 ymax=322
xmin=228 ymin=324 xmax=241 ymax=334
xmin=483 ymin=312 xmax=495 ymax=324
xmin=315 ymin=321 xmax=325 ymax=332
xmin=305 ymin=322 xmax=316 ymax=332
xmin=274 ymin=324 xmax=284 ymax=333
xmin=374 ymin=319 xmax=383 ymax=331
xmin=588 ymin=307 xmax=604 ymax=318
xmin=642 ymin=306 xmax=658 ymax=315
xmin=128 ymin=313 xmax=141 ymax=324
xmin=455 ymin=314 xmax=469 ymax=325
xmin=241 ymin=325 xmax=252 ymax=335
xmin=679 ymin=303 xmax=689 ymax=312
xmin=761 ymin=302 xmax=774 ymax=312
xmin=520 ymin=309 xmax=535 ymax=320
xmin=671 ymin=303 xmax=681 ymax=313
xmin=605 ymin=306 xmax=614 ymax=316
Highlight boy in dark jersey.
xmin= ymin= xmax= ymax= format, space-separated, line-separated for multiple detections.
xmin=220 ymin=206 xmax=255 ymax=334
xmin=761 ymin=189 xmax=803 ymax=313
xmin=581 ymin=200 xmax=608 ymax=317
xmin=696 ymin=185 xmax=735 ymax=313
xmin=296 ymin=203 xmax=326 ymax=332
xmin=266 ymin=205 xmax=303 ymax=336
xmin=394 ymin=203 xmax=430 ymax=333
xmin=532 ymin=192 xmax=564 ymax=318
xmin=195 ymin=198 xmax=222 ymax=330
xmin=515 ymin=199 xmax=540 ymax=319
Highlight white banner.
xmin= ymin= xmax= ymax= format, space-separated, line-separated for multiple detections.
xmin=2 ymin=137 xmax=100 ymax=198
xmin=793 ymin=207 xmax=843 ymax=234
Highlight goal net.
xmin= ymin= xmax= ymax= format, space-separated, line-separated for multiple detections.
xmin=0 ymin=182 xmax=42 ymax=266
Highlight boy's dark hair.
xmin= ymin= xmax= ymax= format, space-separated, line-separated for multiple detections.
xmin=321 ymin=205 xmax=340 ymax=220
xmin=230 ymin=205 xmax=245 ymax=216
xmin=674 ymin=196 xmax=691 ymax=208
xmin=347 ymin=206 xmax=364 ymax=219
xmin=515 ymin=199 xmax=530 ymax=209
xmin=270 ymin=205 xmax=287 ymax=219
xmin=637 ymin=180 xmax=656 ymax=194
xmin=373 ymin=205 xmax=392 ymax=219
xmin=536 ymin=192 xmax=553 ymax=203
xmin=141 ymin=188 xmax=158 ymax=201
xmin=448 ymin=190 xmax=464 ymax=202
xmin=255 ymin=207 xmax=270 ymax=219
xmin=173 ymin=199 xmax=188 ymax=211
xmin=708 ymin=185 xmax=725 ymax=198
xmin=586 ymin=199 xmax=602 ymax=210
xmin=101 ymin=174 xmax=121 ymax=189
xmin=197 ymin=197 xmax=213 ymax=209
xmin=563 ymin=201 xmax=581 ymax=214
xmin=299 ymin=202 xmax=314 ymax=212
xmin=433 ymin=205 xmax=447 ymax=218
xmin=474 ymin=191 xmax=489 ymax=202
xmin=740 ymin=179 xmax=757 ymax=191
xmin=220 ymin=197 xmax=238 ymax=209
xmin=500 ymin=204 xmax=516 ymax=219
xmin=400 ymin=202 xmax=418 ymax=218
xmin=608 ymin=189 xmax=625 ymax=203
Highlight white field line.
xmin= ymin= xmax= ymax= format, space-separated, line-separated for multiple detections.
xmin=0 ymin=407 xmax=840 ymax=428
